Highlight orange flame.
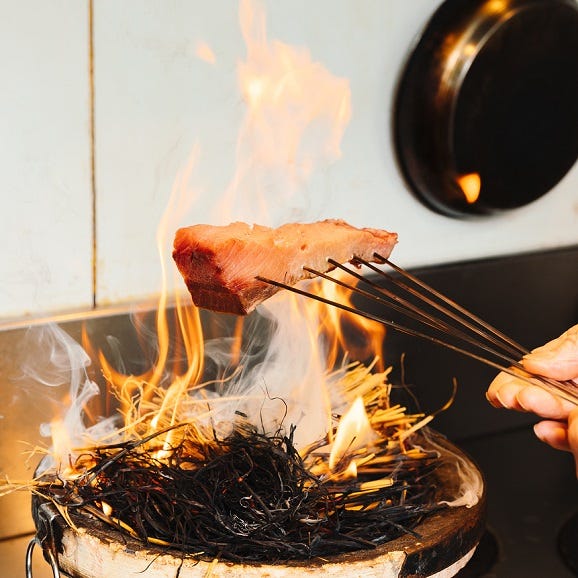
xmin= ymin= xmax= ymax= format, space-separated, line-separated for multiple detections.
xmin=49 ymin=419 xmax=72 ymax=472
xmin=457 ymin=172 xmax=481 ymax=204
xmin=313 ymin=270 xmax=386 ymax=371
xmin=95 ymin=156 xmax=206 ymax=444
xmin=195 ymin=41 xmax=216 ymax=64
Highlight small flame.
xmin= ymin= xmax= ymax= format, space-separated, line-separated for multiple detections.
xmin=329 ymin=396 xmax=376 ymax=472
xmin=345 ymin=460 xmax=358 ymax=479
xmin=49 ymin=419 xmax=72 ymax=472
xmin=484 ymin=0 xmax=508 ymax=14
xmin=457 ymin=172 xmax=481 ymax=204
xmin=101 ymin=501 xmax=113 ymax=517
xmin=195 ymin=41 xmax=216 ymax=64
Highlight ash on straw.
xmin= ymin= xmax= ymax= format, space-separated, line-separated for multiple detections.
xmin=40 ymin=422 xmax=446 ymax=562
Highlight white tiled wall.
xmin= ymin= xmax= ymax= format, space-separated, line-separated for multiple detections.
xmin=1 ymin=0 xmax=577 ymax=320
xmin=93 ymin=1 xmax=244 ymax=305
xmin=0 ymin=1 xmax=92 ymax=320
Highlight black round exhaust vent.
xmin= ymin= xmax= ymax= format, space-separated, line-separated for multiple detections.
xmin=394 ymin=0 xmax=578 ymax=218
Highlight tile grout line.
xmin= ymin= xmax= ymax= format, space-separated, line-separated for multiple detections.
xmin=89 ymin=0 xmax=97 ymax=309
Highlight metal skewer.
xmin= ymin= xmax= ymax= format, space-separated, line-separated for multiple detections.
xmin=257 ymin=254 xmax=578 ymax=406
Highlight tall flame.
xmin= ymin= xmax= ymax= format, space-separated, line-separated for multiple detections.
xmin=96 ymin=151 xmax=206 ymax=442
xmin=13 ymin=5 xmax=484 ymax=533
xmin=45 ymin=0 xmax=385 ymax=470
xmin=216 ymin=0 xmax=351 ymax=225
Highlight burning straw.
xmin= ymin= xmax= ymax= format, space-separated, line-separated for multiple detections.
xmin=24 ymin=360 xmax=464 ymax=563
xmin=0 ymin=1 xmax=486 ymax=566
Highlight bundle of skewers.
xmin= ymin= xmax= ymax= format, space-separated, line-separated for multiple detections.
xmin=260 ymin=254 xmax=578 ymax=406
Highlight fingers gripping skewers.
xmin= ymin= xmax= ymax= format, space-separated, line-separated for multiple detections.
xmin=487 ymin=325 xmax=578 ymax=475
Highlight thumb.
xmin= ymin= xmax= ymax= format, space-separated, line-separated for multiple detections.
xmin=523 ymin=325 xmax=578 ymax=381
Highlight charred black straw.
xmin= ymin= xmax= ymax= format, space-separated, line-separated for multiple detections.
xmin=43 ymin=423 xmax=444 ymax=562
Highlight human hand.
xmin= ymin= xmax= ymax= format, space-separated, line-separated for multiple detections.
xmin=486 ymin=324 xmax=578 ymax=475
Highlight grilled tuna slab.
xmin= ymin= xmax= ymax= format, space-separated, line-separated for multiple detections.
xmin=173 ymin=219 xmax=397 ymax=315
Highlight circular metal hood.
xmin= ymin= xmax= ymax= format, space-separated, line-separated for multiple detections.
xmin=394 ymin=0 xmax=578 ymax=218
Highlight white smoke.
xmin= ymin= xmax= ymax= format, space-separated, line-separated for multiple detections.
xmin=19 ymin=323 xmax=118 ymax=473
